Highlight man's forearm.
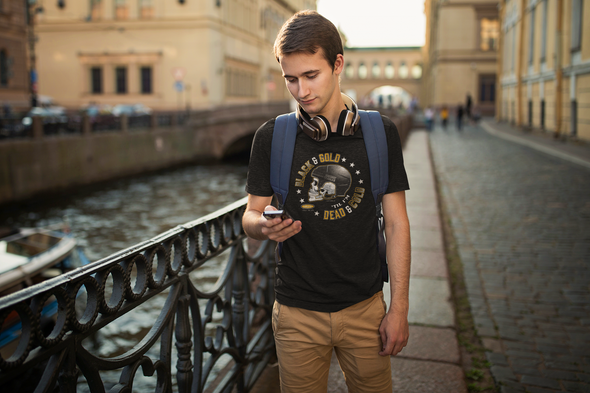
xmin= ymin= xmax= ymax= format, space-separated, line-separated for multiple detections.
xmin=386 ymin=221 xmax=411 ymax=314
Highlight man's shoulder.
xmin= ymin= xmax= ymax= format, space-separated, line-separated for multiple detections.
xmin=359 ymin=111 xmax=397 ymax=132
xmin=256 ymin=118 xmax=276 ymax=135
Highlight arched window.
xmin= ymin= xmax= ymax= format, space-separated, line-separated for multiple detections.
xmin=345 ymin=62 xmax=354 ymax=79
xmin=384 ymin=62 xmax=394 ymax=79
xmin=398 ymin=62 xmax=408 ymax=79
xmin=0 ymin=49 xmax=8 ymax=87
xmin=411 ymin=64 xmax=422 ymax=79
xmin=358 ymin=62 xmax=367 ymax=79
xmin=480 ymin=18 xmax=499 ymax=51
xmin=371 ymin=62 xmax=380 ymax=78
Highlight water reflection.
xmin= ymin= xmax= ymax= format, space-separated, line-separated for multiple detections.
xmin=0 ymin=164 xmax=249 ymax=262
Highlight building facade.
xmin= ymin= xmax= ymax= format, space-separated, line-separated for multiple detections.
xmin=422 ymin=0 xmax=500 ymax=116
xmin=0 ymin=0 xmax=30 ymax=111
xmin=34 ymin=0 xmax=314 ymax=110
xmin=340 ymin=47 xmax=423 ymax=107
xmin=498 ymin=0 xmax=590 ymax=140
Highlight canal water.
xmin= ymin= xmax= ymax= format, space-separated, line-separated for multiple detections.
xmin=0 ymin=162 xmax=250 ymax=390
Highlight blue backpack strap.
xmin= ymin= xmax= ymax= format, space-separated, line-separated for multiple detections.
xmin=359 ymin=110 xmax=389 ymax=282
xmin=270 ymin=112 xmax=298 ymax=208
xmin=359 ymin=110 xmax=389 ymax=205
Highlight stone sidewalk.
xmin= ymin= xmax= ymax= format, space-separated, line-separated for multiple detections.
xmin=251 ymin=129 xmax=468 ymax=392
xmin=430 ymin=119 xmax=590 ymax=393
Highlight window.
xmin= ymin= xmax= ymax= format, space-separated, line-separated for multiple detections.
xmin=411 ymin=65 xmax=422 ymax=79
xmin=90 ymin=0 xmax=102 ymax=20
xmin=141 ymin=66 xmax=152 ymax=94
xmin=540 ymin=0 xmax=548 ymax=62
xmin=139 ymin=0 xmax=154 ymax=19
xmin=358 ymin=63 xmax=367 ymax=79
xmin=384 ymin=62 xmax=394 ymax=79
xmin=91 ymin=66 xmax=102 ymax=94
xmin=479 ymin=74 xmax=496 ymax=103
xmin=398 ymin=62 xmax=408 ymax=79
xmin=571 ymin=0 xmax=583 ymax=52
xmin=511 ymin=27 xmax=516 ymax=71
xmin=371 ymin=62 xmax=380 ymax=78
xmin=0 ymin=49 xmax=8 ymax=87
xmin=226 ymin=68 xmax=258 ymax=97
xmin=115 ymin=66 xmax=127 ymax=94
xmin=114 ymin=0 xmax=128 ymax=20
xmin=345 ymin=63 xmax=354 ymax=79
xmin=528 ymin=6 xmax=535 ymax=65
xmin=480 ymin=18 xmax=499 ymax=51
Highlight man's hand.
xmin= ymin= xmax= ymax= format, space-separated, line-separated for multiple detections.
xmin=378 ymin=310 xmax=409 ymax=356
xmin=259 ymin=206 xmax=302 ymax=242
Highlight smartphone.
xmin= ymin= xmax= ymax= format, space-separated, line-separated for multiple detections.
xmin=263 ymin=210 xmax=292 ymax=220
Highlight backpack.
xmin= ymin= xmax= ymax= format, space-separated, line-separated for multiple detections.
xmin=270 ymin=110 xmax=391 ymax=282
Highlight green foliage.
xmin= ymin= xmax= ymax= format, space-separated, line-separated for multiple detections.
xmin=466 ymin=368 xmax=485 ymax=381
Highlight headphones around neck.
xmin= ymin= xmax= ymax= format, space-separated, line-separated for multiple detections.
xmin=296 ymin=93 xmax=360 ymax=142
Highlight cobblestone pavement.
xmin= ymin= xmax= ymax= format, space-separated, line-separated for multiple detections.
xmin=429 ymin=121 xmax=590 ymax=393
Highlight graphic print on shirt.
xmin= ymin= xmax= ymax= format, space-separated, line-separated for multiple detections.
xmin=294 ymin=152 xmax=366 ymax=220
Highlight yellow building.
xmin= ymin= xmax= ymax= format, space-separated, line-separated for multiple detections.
xmin=0 ymin=0 xmax=30 ymax=111
xmin=498 ymin=0 xmax=590 ymax=140
xmin=340 ymin=47 xmax=423 ymax=107
xmin=34 ymin=0 xmax=315 ymax=110
xmin=422 ymin=0 xmax=500 ymax=116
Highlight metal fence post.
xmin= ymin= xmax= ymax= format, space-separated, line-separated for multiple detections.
xmin=32 ymin=115 xmax=43 ymax=139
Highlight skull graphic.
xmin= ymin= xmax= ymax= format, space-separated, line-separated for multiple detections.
xmin=308 ymin=165 xmax=352 ymax=202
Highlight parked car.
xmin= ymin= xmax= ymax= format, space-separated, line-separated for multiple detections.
xmin=77 ymin=105 xmax=118 ymax=132
xmin=112 ymin=104 xmax=152 ymax=117
xmin=21 ymin=107 xmax=69 ymax=135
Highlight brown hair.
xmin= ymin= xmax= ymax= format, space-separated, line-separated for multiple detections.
xmin=273 ymin=10 xmax=343 ymax=70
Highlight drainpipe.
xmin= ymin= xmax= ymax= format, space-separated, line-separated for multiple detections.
xmin=516 ymin=0 xmax=526 ymax=127
xmin=497 ymin=1 xmax=505 ymax=122
xmin=554 ymin=0 xmax=563 ymax=138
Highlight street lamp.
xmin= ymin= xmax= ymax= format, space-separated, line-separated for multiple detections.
xmin=26 ymin=0 xmax=44 ymax=108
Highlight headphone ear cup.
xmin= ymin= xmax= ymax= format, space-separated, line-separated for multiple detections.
xmin=336 ymin=110 xmax=347 ymax=136
xmin=315 ymin=115 xmax=331 ymax=138
xmin=342 ymin=111 xmax=356 ymax=136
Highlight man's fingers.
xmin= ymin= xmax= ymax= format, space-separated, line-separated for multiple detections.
xmin=262 ymin=219 xmax=302 ymax=242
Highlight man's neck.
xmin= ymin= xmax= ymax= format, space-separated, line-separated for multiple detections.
xmin=321 ymin=91 xmax=347 ymax=134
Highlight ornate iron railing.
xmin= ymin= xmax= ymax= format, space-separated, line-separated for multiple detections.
xmin=0 ymin=197 xmax=277 ymax=393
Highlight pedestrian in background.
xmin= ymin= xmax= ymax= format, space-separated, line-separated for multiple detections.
xmin=456 ymin=104 xmax=464 ymax=130
xmin=440 ymin=105 xmax=449 ymax=129
xmin=424 ymin=106 xmax=434 ymax=131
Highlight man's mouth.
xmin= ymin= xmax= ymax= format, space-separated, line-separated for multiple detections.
xmin=300 ymin=98 xmax=315 ymax=105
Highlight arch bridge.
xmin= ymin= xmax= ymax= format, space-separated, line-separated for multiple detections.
xmin=340 ymin=47 xmax=424 ymax=104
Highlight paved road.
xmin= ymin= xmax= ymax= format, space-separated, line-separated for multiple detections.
xmin=429 ymin=120 xmax=590 ymax=393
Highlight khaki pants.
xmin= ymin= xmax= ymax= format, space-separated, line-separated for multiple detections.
xmin=272 ymin=292 xmax=392 ymax=393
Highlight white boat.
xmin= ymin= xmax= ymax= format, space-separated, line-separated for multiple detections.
xmin=0 ymin=226 xmax=83 ymax=296
xmin=0 ymin=226 xmax=90 ymax=352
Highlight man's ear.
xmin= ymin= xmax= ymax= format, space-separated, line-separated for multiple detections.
xmin=333 ymin=54 xmax=344 ymax=75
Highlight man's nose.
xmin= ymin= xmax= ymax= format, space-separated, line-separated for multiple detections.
xmin=298 ymin=79 xmax=310 ymax=98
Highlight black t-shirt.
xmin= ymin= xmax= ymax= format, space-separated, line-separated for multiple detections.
xmin=246 ymin=115 xmax=409 ymax=312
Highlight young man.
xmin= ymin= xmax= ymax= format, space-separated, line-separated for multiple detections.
xmin=243 ymin=10 xmax=411 ymax=393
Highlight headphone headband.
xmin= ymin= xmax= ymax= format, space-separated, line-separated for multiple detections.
xmin=296 ymin=93 xmax=360 ymax=141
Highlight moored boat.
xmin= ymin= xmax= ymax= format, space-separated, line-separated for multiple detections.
xmin=0 ymin=225 xmax=90 ymax=353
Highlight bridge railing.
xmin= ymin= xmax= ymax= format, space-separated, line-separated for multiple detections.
xmin=0 ymin=197 xmax=277 ymax=393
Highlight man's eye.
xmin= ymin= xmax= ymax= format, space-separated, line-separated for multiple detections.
xmin=286 ymin=78 xmax=296 ymax=83
xmin=307 ymin=74 xmax=318 ymax=79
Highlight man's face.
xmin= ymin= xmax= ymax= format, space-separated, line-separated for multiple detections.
xmin=279 ymin=50 xmax=343 ymax=118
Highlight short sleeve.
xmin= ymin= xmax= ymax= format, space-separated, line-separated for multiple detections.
xmin=245 ymin=119 xmax=275 ymax=197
